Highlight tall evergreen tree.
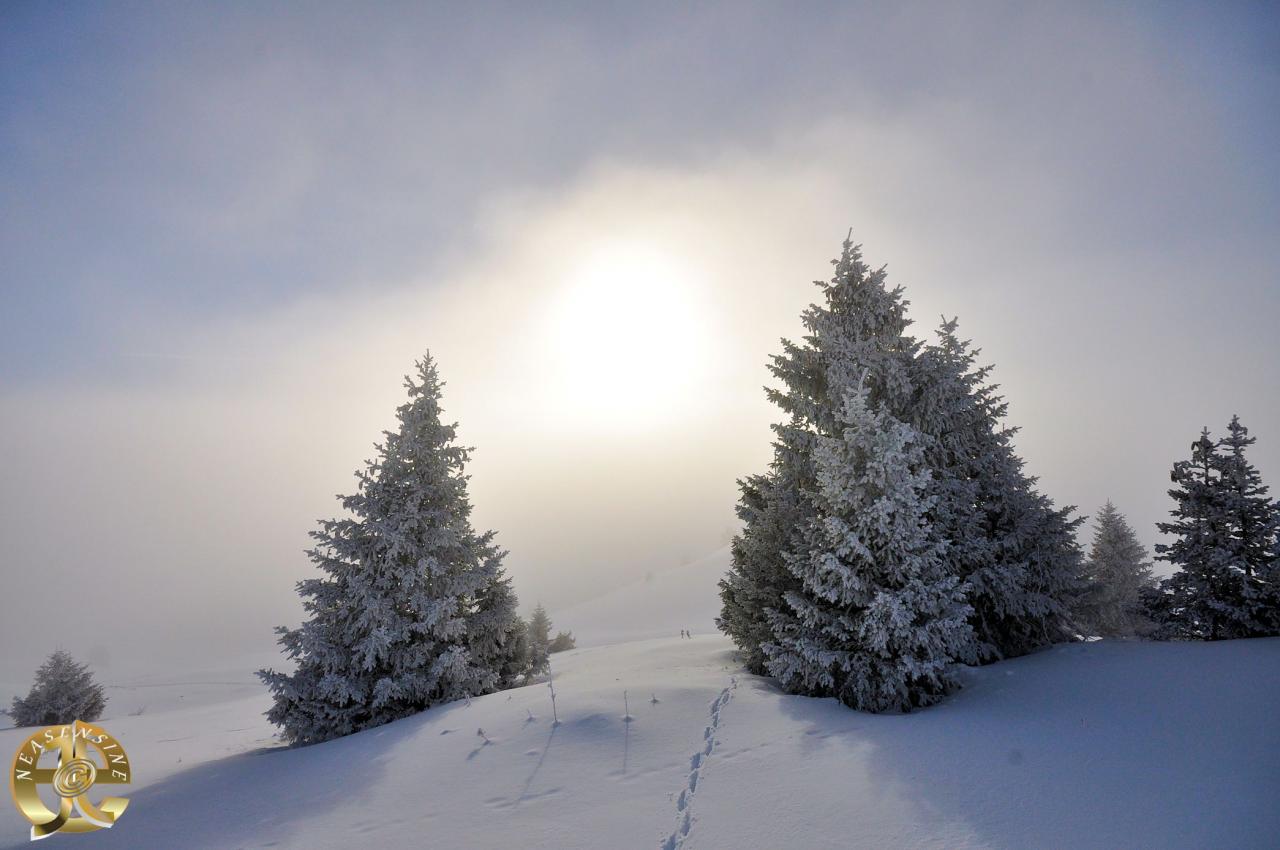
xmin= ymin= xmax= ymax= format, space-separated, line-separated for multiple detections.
xmin=1073 ymin=501 xmax=1156 ymax=637
xmin=911 ymin=319 xmax=1085 ymax=659
xmin=1217 ymin=416 xmax=1280 ymax=632
xmin=526 ymin=604 xmax=552 ymax=676
xmin=470 ymin=569 xmax=529 ymax=689
xmin=9 ymin=651 xmax=107 ymax=727
xmin=721 ymin=238 xmax=977 ymax=710
xmin=1151 ymin=418 xmax=1279 ymax=639
xmin=1151 ymin=429 xmax=1229 ymax=639
xmin=718 ymin=471 xmax=806 ymax=674
xmin=258 ymin=354 xmax=520 ymax=745
xmin=719 ymin=237 xmax=920 ymax=677
xmin=763 ymin=387 xmax=975 ymax=711
xmin=719 ymin=236 xmax=1086 ymax=694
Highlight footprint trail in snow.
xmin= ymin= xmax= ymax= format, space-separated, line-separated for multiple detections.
xmin=662 ymin=676 xmax=737 ymax=850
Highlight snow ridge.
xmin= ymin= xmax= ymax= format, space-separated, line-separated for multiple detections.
xmin=662 ymin=676 xmax=737 ymax=850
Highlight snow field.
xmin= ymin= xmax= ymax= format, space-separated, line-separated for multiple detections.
xmin=2 ymin=635 xmax=1277 ymax=849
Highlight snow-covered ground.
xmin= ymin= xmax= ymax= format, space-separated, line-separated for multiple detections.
xmin=3 ymin=635 xmax=1277 ymax=849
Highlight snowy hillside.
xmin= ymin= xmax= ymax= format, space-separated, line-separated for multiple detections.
xmin=551 ymin=547 xmax=729 ymax=647
xmin=3 ymin=636 xmax=1277 ymax=849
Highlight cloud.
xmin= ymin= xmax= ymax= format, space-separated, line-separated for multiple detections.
xmin=2 ymin=3 xmax=1277 ymax=679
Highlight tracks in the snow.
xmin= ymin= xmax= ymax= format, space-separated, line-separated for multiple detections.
xmin=662 ymin=677 xmax=737 ymax=850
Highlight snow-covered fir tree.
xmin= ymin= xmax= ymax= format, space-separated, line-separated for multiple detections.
xmin=718 ymin=470 xmax=807 ymax=674
xmin=763 ymin=386 xmax=975 ymax=711
xmin=1217 ymin=417 xmax=1280 ymax=634
xmin=470 ymin=569 xmax=529 ymax=689
xmin=719 ymin=236 xmax=1085 ymax=694
xmin=258 ymin=354 xmax=522 ymax=745
xmin=719 ymin=237 xmax=920 ymax=678
xmin=525 ymin=604 xmax=552 ymax=677
xmin=1149 ymin=428 xmax=1228 ymax=639
xmin=1149 ymin=419 xmax=1279 ymax=639
xmin=8 ymin=650 xmax=107 ymax=727
xmin=910 ymin=319 xmax=1084 ymax=659
xmin=1073 ymin=501 xmax=1156 ymax=637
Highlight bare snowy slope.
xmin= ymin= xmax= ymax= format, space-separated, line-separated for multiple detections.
xmin=2 ymin=636 xmax=1277 ymax=849
xmin=551 ymin=547 xmax=729 ymax=647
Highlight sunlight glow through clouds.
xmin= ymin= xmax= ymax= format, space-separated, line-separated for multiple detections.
xmin=542 ymin=239 xmax=718 ymax=430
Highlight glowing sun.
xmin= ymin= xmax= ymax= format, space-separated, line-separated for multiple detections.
xmin=543 ymin=240 xmax=715 ymax=428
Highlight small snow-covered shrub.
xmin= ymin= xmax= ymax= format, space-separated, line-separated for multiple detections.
xmin=549 ymin=631 xmax=576 ymax=653
xmin=9 ymin=650 xmax=107 ymax=727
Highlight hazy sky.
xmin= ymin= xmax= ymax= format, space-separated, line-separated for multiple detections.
xmin=2 ymin=2 xmax=1278 ymax=681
